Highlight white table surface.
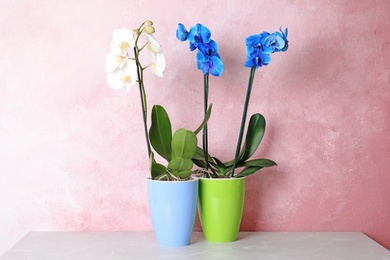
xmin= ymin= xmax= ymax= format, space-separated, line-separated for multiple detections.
xmin=1 ymin=232 xmax=389 ymax=259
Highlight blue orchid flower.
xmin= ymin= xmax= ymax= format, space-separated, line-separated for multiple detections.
xmin=245 ymin=32 xmax=269 ymax=47
xmin=244 ymin=49 xmax=271 ymax=68
xmin=244 ymin=27 xmax=288 ymax=68
xmin=196 ymin=51 xmax=224 ymax=76
xmin=197 ymin=39 xmax=220 ymax=57
xmin=176 ymin=23 xmax=188 ymax=41
xmin=244 ymin=32 xmax=270 ymax=68
xmin=262 ymin=35 xmax=285 ymax=54
xmin=278 ymin=26 xmax=289 ymax=52
xmin=246 ymin=32 xmax=272 ymax=54
xmin=263 ymin=27 xmax=289 ymax=53
xmin=176 ymin=23 xmax=223 ymax=76
xmin=187 ymin=24 xmax=211 ymax=47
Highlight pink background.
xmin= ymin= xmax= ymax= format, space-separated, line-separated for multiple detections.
xmin=1 ymin=0 xmax=389 ymax=254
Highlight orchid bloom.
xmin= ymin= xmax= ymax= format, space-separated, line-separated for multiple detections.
xmin=110 ymin=29 xmax=135 ymax=57
xmin=142 ymin=32 xmax=162 ymax=54
xmin=176 ymin=23 xmax=223 ymax=76
xmin=106 ymin=24 xmax=167 ymax=90
xmin=176 ymin=23 xmax=188 ymax=41
xmin=244 ymin=28 xmax=288 ymax=69
xmin=106 ymin=59 xmax=138 ymax=91
xmin=149 ymin=52 xmax=166 ymax=78
xmin=187 ymin=24 xmax=211 ymax=51
xmin=105 ymin=53 xmax=127 ymax=72
xmin=142 ymin=31 xmax=166 ymax=77
xmin=196 ymin=51 xmax=223 ymax=76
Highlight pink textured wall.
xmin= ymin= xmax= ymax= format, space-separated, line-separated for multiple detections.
xmin=1 ymin=0 xmax=389 ymax=254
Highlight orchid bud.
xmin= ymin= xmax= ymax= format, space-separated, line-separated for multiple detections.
xmin=144 ymin=25 xmax=155 ymax=35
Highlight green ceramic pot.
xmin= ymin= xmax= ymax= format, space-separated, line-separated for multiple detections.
xmin=198 ymin=177 xmax=246 ymax=242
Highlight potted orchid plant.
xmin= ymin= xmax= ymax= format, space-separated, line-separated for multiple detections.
xmin=105 ymin=20 xmax=210 ymax=247
xmin=176 ymin=23 xmax=288 ymax=242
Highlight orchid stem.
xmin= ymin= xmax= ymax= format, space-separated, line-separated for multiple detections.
xmin=231 ymin=66 xmax=256 ymax=177
xmin=203 ymin=73 xmax=209 ymax=176
xmin=134 ymin=47 xmax=151 ymax=159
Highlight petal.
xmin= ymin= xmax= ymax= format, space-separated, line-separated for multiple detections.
xmin=105 ymin=53 xmax=119 ymax=72
xmin=149 ymin=52 xmax=165 ymax=77
xmin=261 ymin=45 xmax=275 ymax=54
xmin=210 ymin=56 xmax=224 ymax=77
xmin=246 ymin=34 xmax=261 ymax=46
xmin=176 ymin=23 xmax=188 ymax=41
xmin=107 ymin=68 xmax=126 ymax=89
xmin=198 ymin=40 xmax=218 ymax=56
xmin=113 ymin=29 xmax=135 ymax=46
xmin=151 ymin=63 xmax=164 ymax=78
xmin=244 ymin=59 xmax=255 ymax=68
xmin=198 ymin=60 xmax=210 ymax=74
xmin=246 ymin=45 xmax=255 ymax=56
xmin=143 ymin=32 xmax=162 ymax=53
xmin=105 ymin=53 xmax=128 ymax=72
xmin=267 ymin=33 xmax=286 ymax=50
xmin=106 ymin=60 xmax=138 ymax=90
xmin=187 ymin=24 xmax=211 ymax=44
xmin=259 ymin=31 xmax=271 ymax=42
xmin=110 ymin=29 xmax=135 ymax=56
xmin=189 ymin=42 xmax=197 ymax=51
xmin=187 ymin=25 xmax=198 ymax=43
xmin=280 ymin=26 xmax=288 ymax=38
xmin=110 ymin=38 xmax=124 ymax=56
xmin=279 ymin=26 xmax=289 ymax=51
xmin=123 ymin=59 xmax=138 ymax=82
xmin=199 ymin=24 xmax=211 ymax=43
xmin=260 ymin=54 xmax=271 ymax=65
xmin=149 ymin=52 xmax=165 ymax=69
xmin=155 ymin=53 xmax=166 ymax=72
xmin=196 ymin=50 xmax=206 ymax=62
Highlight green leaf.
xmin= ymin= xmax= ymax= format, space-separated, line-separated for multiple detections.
xmin=192 ymin=147 xmax=221 ymax=171
xmin=237 ymin=113 xmax=266 ymax=163
xmin=240 ymin=158 xmax=277 ymax=168
xmin=212 ymin=157 xmax=229 ymax=175
xmin=149 ymin=152 xmax=167 ymax=179
xmin=222 ymin=158 xmax=235 ymax=167
xmin=234 ymin=166 xmax=263 ymax=178
xmin=149 ymin=105 xmax=172 ymax=161
xmin=213 ymin=157 xmax=226 ymax=168
xmin=168 ymin=157 xmax=193 ymax=179
xmin=193 ymin=147 xmax=214 ymax=162
xmin=193 ymin=158 xmax=207 ymax=168
xmin=171 ymin=128 xmax=197 ymax=159
xmin=194 ymin=104 xmax=213 ymax=135
xmin=172 ymin=170 xmax=192 ymax=179
xmin=192 ymin=147 xmax=208 ymax=168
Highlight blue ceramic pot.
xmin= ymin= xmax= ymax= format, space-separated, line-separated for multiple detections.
xmin=147 ymin=178 xmax=198 ymax=246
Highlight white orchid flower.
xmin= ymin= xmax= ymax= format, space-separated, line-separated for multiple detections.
xmin=149 ymin=52 xmax=166 ymax=78
xmin=105 ymin=53 xmax=128 ymax=72
xmin=110 ymin=29 xmax=135 ymax=57
xmin=141 ymin=32 xmax=165 ymax=77
xmin=142 ymin=32 xmax=162 ymax=54
xmin=106 ymin=59 xmax=138 ymax=91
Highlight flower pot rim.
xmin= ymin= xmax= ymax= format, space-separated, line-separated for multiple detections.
xmin=147 ymin=177 xmax=198 ymax=183
xmin=199 ymin=177 xmax=246 ymax=181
